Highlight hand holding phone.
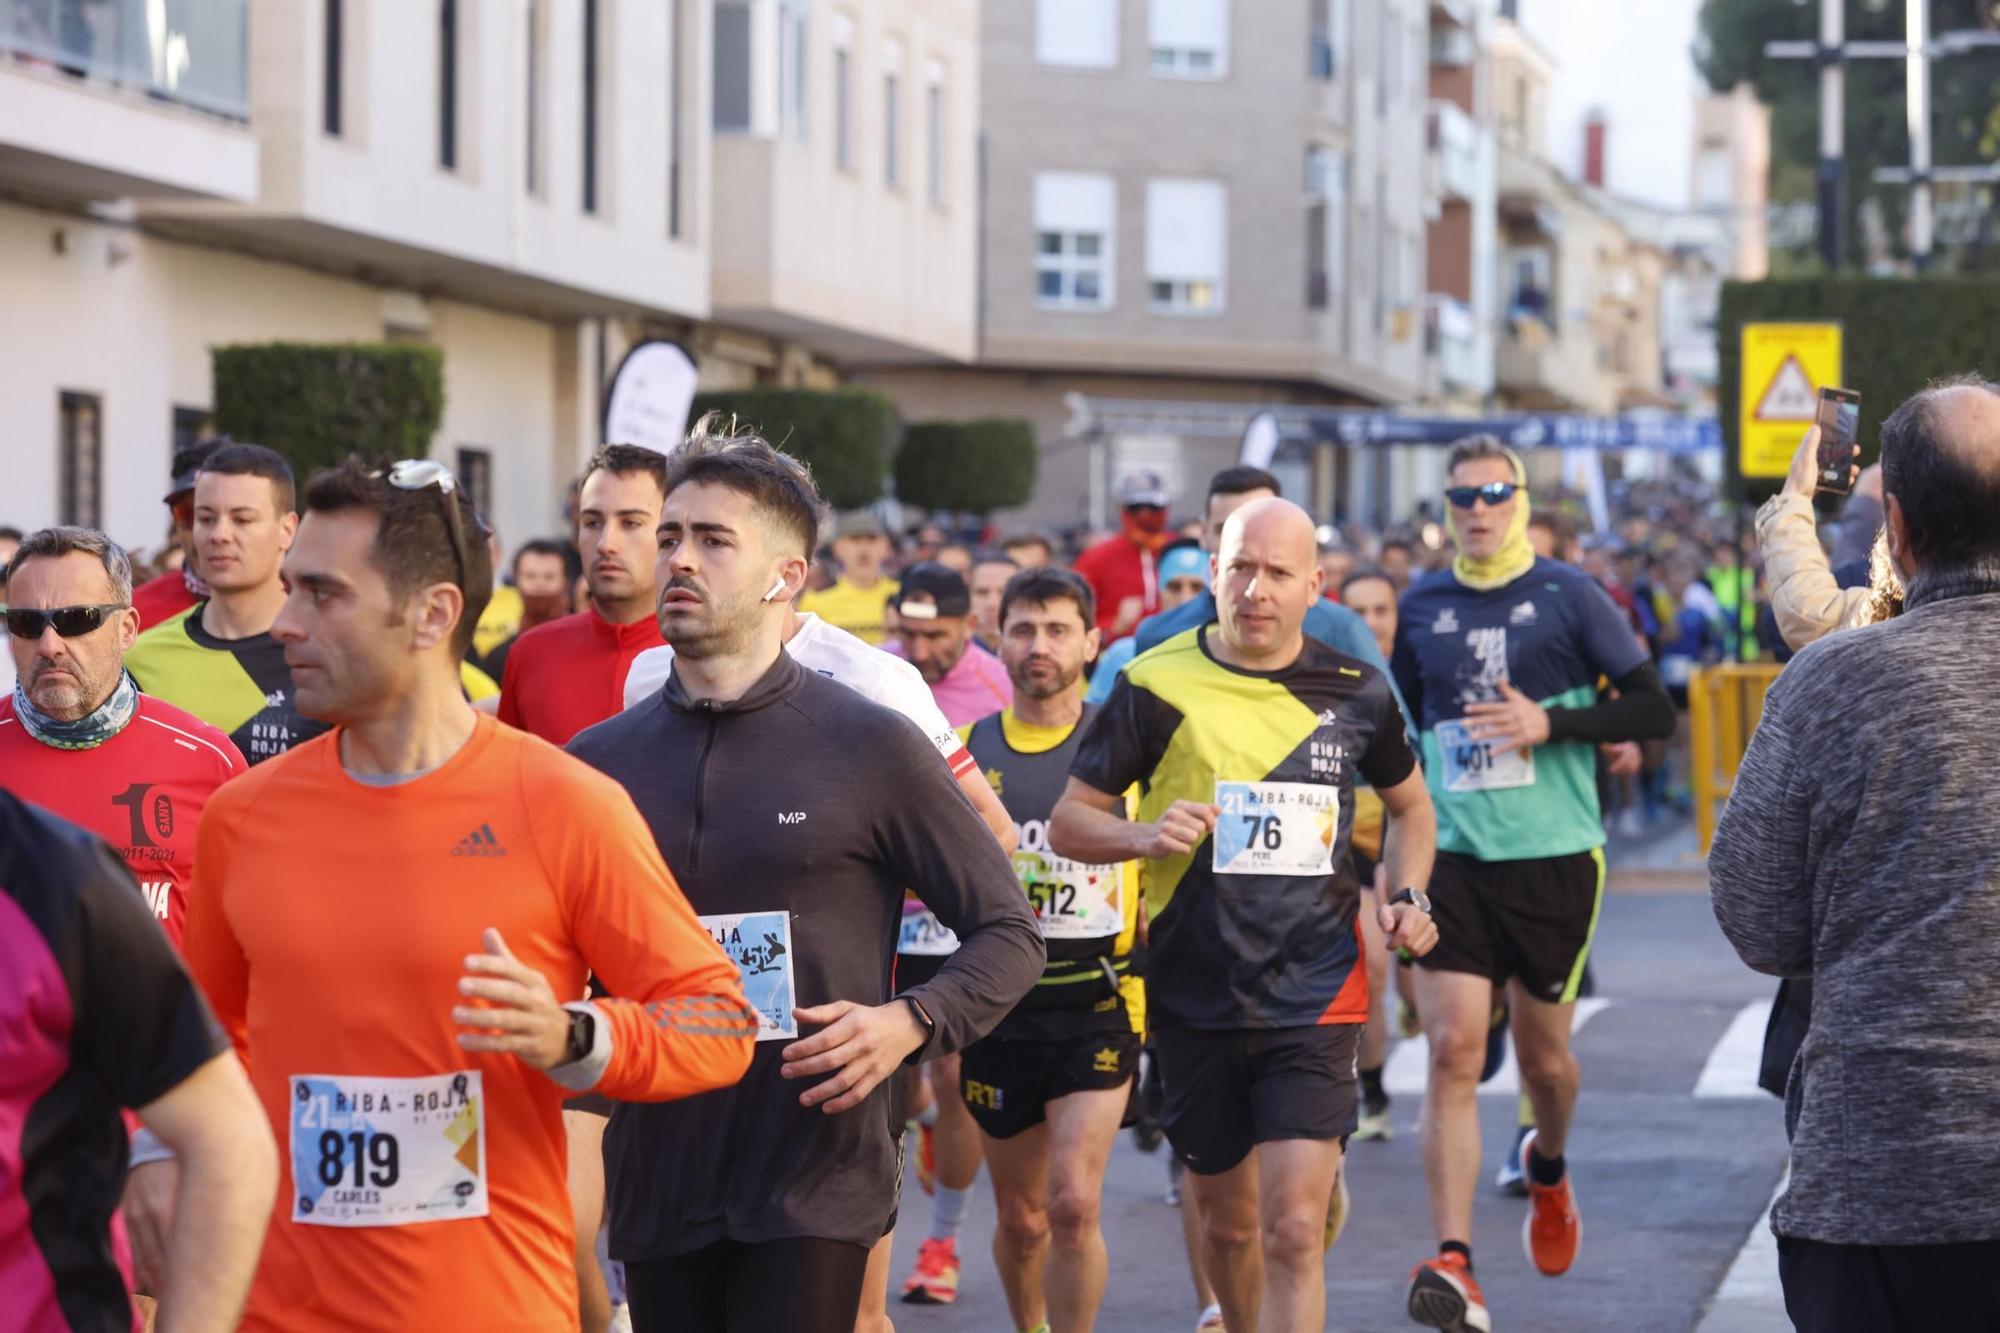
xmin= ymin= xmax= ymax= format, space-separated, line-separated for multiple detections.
xmin=1813 ymin=387 xmax=1862 ymax=497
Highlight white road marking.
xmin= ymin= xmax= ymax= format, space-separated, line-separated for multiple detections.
xmin=1383 ymin=997 xmax=1613 ymax=1097
xmin=1694 ymin=999 xmax=1776 ymax=1099
xmin=1694 ymin=1166 xmax=1789 ymax=1332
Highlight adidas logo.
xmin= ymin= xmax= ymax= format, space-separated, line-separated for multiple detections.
xmin=451 ymin=823 xmax=507 ymax=857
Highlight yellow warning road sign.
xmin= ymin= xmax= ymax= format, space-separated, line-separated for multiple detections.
xmin=1740 ymin=323 xmax=1842 ymax=479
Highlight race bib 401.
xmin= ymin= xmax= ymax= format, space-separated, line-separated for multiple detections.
xmin=1213 ymin=781 xmax=1338 ymax=877
xmin=288 ymin=1072 xmax=487 ymax=1227
xmin=1435 ymin=718 xmax=1536 ymax=794
xmin=701 ymin=910 xmax=798 ymax=1041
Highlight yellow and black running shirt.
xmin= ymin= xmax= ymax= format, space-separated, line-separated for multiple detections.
xmin=961 ymin=706 xmax=1145 ymax=1039
xmin=1072 ymin=626 xmax=1416 ymax=1031
xmin=125 ymin=605 xmax=329 ymax=765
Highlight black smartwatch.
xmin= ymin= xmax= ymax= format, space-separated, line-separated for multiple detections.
xmin=562 ymin=1008 xmax=596 ymax=1066
xmin=901 ymin=996 xmax=938 ymax=1064
xmin=1388 ymin=886 xmax=1432 ymax=914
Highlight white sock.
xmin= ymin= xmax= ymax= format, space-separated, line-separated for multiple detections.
xmin=930 ymin=1184 xmax=970 ymax=1241
xmin=915 ymin=1102 xmax=940 ymax=1129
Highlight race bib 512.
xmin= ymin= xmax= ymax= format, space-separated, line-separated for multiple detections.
xmin=288 ymin=1072 xmax=487 ymax=1227
xmin=1213 ymin=781 xmax=1338 ymax=877
xmin=701 ymin=910 xmax=798 ymax=1041
xmin=1012 ymin=849 xmax=1124 ymax=940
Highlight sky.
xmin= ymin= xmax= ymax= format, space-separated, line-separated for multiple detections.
xmin=1518 ymin=0 xmax=1705 ymax=210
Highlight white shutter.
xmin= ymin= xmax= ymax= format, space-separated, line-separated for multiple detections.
xmin=1036 ymin=0 xmax=1119 ymax=69
xmin=1034 ymin=172 xmax=1116 ymax=235
xmin=1148 ymin=0 xmax=1228 ymax=68
xmin=1145 ymin=178 xmax=1226 ymax=283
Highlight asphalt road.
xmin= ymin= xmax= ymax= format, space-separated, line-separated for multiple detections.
xmin=884 ymin=887 xmax=1793 ymax=1333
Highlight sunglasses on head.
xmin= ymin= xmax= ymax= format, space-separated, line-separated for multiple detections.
xmin=6 ymin=603 xmax=130 ymax=639
xmin=1445 ymin=482 xmax=1521 ymax=509
xmin=372 ymin=459 xmax=473 ymax=590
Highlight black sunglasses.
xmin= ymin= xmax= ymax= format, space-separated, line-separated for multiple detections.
xmin=1445 ymin=482 xmax=1521 ymax=509
xmin=373 ymin=459 xmax=472 ymax=591
xmin=6 ymin=603 xmax=130 ymax=639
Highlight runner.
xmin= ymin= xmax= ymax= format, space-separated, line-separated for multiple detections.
xmin=1391 ymin=436 xmax=1674 ymax=1332
xmin=0 ymin=525 xmax=248 ymax=1298
xmin=1086 ymin=542 xmax=1210 ymax=703
xmin=471 ymin=538 xmax=573 ymax=683
xmin=968 ymin=550 xmax=1020 ymax=653
xmin=182 ymin=457 xmax=756 ymax=1331
xmin=125 ymin=443 xmax=320 ymax=763
xmin=958 ymin=566 xmax=1144 ymax=1333
xmin=566 ymin=421 xmax=1044 ymax=1333
xmin=1 ymin=789 xmax=275 ymax=1333
xmin=498 ymin=445 xmax=668 ymax=745
xmin=130 ymin=439 xmax=219 ymax=629
xmin=886 ymin=561 xmax=1015 ymax=727
xmin=1052 ymin=497 xmax=1439 ymax=1333
xmin=799 ymin=510 xmax=900 ymax=645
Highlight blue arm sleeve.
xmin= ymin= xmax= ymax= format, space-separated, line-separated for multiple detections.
xmin=1306 ymin=600 xmax=1416 ymax=741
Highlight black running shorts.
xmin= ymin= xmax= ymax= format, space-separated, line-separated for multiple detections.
xmin=1414 ymin=849 xmax=1605 ymax=1004
xmin=959 ymin=1028 xmax=1140 ymax=1140
xmin=1152 ymin=1023 xmax=1361 ymax=1176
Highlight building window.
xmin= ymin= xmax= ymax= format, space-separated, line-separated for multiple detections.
xmin=1033 ymin=171 xmax=1116 ymax=311
xmin=1149 ymin=0 xmax=1228 ymax=79
xmin=925 ymin=61 xmax=946 ymax=209
xmin=780 ymin=0 xmax=809 ymax=140
xmin=582 ymin=0 xmax=600 ymax=213
xmin=171 ymin=406 xmax=212 ymax=459
xmin=439 ymin=0 xmax=459 ymax=170
xmin=526 ymin=0 xmax=545 ymax=189
xmin=1505 ymin=247 xmax=1554 ymax=325
xmin=714 ymin=0 xmax=751 ymax=133
xmin=883 ymin=42 xmax=902 ymax=188
xmin=59 ymin=392 xmax=102 ymax=529
xmin=833 ymin=15 xmax=854 ymax=173
xmin=324 ymin=0 xmax=344 ymax=136
xmin=1305 ymin=146 xmax=1346 ymax=311
xmin=1146 ymin=178 xmax=1227 ymax=314
xmin=456 ymin=448 xmax=495 ymax=523
xmin=1309 ymin=0 xmax=1333 ymax=80
xmin=1036 ymin=0 xmax=1118 ymax=70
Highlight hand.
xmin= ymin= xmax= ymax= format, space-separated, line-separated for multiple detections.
xmin=1377 ymin=898 xmax=1438 ymax=958
xmin=1461 ymin=683 xmax=1550 ymax=755
xmin=1113 ymin=596 xmax=1144 ymax=637
xmin=454 ymin=928 xmax=571 ymax=1070
xmin=122 ymin=1157 xmax=179 ymax=1296
xmin=1784 ymin=425 xmax=1859 ymax=500
xmin=1600 ymin=740 xmax=1642 ymax=777
xmin=780 ymin=1000 xmax=929 ymax=1114
xmin=1138 ymin=800 xmax=1219 ymax=859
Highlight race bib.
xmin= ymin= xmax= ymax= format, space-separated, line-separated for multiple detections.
xmin=1659 ymin=654 xmax=1694 ymax=688
xmin=898 ymin=907 xmax=960 ymax=957
xmin=701 ymin=911 xmax=798 ymax=1042
xmin=288 ymin=1072 xmax=487 ymax=1227
xmin=1213 ymin=781 xmax=1338 ymax=877
xmin=1435 ymin=718 xmax=1536 ymax=794
xmin=1012 ymin=850 xmax=1123 ymax=940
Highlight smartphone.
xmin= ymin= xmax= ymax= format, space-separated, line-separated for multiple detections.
xmin=1814 ymin=387 xmax=1862 ymax=496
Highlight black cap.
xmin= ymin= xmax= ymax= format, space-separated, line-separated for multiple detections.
xmin=167 ymin=438 xmax=226 ymax=502
xmin=894 ymin=561 xmax=971 ymax=620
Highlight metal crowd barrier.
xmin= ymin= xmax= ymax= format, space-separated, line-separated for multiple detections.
xmin=1688 ymin=663 xmax=1785 ymax=853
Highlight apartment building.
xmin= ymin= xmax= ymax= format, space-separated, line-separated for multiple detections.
xmin=865 ymin=0 xmax=1435 ymax=531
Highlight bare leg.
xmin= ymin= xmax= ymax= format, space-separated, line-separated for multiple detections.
xmin=564 ymin=1110 xmax=613 ymax=1333
xmin=853 ymin=1233 xmax=896 ymax=1333
xmin=1041 ymin=1084 xmax=1128 ymax=1332
xmin=1176 ymin=1162 xmax=1219 ymax=1312
xmin=1256 ymin=1139 xmax=1344 ymax=1333
xmin=1186 ymin=1152 xmax=1264 ymax=1333
xmin=932 ymin=1053 xmax=984 ymax=1194
xmin=1508 ymin=980 xmax=1581 ymax=1159
xmin=983 ymin=1122 xmax=1054 ymax=1332
xmin=1412 ymin=968 xmax=1495 ymax=1248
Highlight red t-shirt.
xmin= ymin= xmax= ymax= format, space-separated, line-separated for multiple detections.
xmin=0 ymin=694 xmax=245 ymax=945
xmin=496 ymin=610 xmax=665 ymax=746
xmin=1072 ymin=534 xmax=1161 ymax=635
xmin=130 ymin=569 xmax=200 ymax=632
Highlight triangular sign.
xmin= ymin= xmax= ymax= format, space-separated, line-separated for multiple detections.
xmin=1754 ymin=354 xmax=1818 ymax=421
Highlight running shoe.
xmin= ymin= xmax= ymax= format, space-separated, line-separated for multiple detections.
xmin=1354 ymin=1090 xmax=1393 ymax=1143
xmin=1194 ymin=1302 xmax=1226 ymax=1331
xmin=1494 ymin=1123 xmax=1531 ymax=1197
xmin=1406 ymin=1253 xmax=1491 ymax=1332
xmin=900 ymin=1236 xmax=960 ymax=1305
xmin=1131 ymin=1049 xmax=1167 ymax=1153
xmin=1323 ymin=1167 xmax=1351 ymax=1252
xmin=1520 ymin=1129 xmax=1581 ymax=1276
xmin=916 ymin=1120 xmax=937 ymax=1197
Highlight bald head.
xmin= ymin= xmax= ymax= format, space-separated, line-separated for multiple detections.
xmin=1880 ymin=377 xmax=2000 ymax=575
xmin=1213 ymin=497 xmax=1325 ymax=666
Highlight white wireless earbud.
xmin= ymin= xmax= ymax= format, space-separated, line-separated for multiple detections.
xmin=763 ymin=577 xmax=788 ymax=603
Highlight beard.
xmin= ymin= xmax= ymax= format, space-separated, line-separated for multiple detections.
xmin=1011 ymin=658 xmax=1080 ymax=701
xmin=27 ymin=660 xmax=104 ymax=721
xmin=662 ymin=579 xmax=761 ymax=661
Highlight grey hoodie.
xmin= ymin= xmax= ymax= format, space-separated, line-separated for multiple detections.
xmin=1710 ymin=563 xmax=2000 ymax=1245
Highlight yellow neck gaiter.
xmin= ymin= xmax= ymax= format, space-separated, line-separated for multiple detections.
xmin=1449 ymin=449 xmax=1536 ymax=592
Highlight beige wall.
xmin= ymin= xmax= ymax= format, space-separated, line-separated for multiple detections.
xmin=0 ymin=61 xmax=258 ymax=203
xmin=0 ymin=200 xmax=580 ymax=555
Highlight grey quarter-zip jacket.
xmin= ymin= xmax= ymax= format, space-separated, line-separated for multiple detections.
xmin=1710 ymin=563 xmax=2000 ymax=1246
xmin=568 ymin=648 xmax=1045 ymax=1258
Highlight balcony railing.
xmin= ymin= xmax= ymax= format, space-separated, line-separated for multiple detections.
xmin=1426 ymin=293 xmax=1480 ymax=391
xmin=1 ymin=0 xmax=247 ymax=120
xmin=1427 ymin=99 xmax=1479 ymax=203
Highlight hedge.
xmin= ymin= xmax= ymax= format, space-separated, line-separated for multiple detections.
xmin=1717 ymin=277 xmax=2000 ymax=500
xmin=895 ymin=419 xmax=1038 ymax=515
xmin=688 ymin=388 xmax=895 ymax=511
xmin=211 ymin=343 xmax=445 ymax=475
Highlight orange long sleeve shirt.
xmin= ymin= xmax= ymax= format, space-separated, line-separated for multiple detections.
xmin=183 ymin=713 xmax=756 ymax=1332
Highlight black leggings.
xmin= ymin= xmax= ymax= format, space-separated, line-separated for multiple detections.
xmin=624 ymin=1236 xmax=871 ymax=1333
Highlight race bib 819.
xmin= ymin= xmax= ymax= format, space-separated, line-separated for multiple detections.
xmin=288 ymin=1072 xmax=487 ymax=1227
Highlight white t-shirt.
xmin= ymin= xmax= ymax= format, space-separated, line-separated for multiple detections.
xmin=622 ymin=612 xmax=974 ymax=778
